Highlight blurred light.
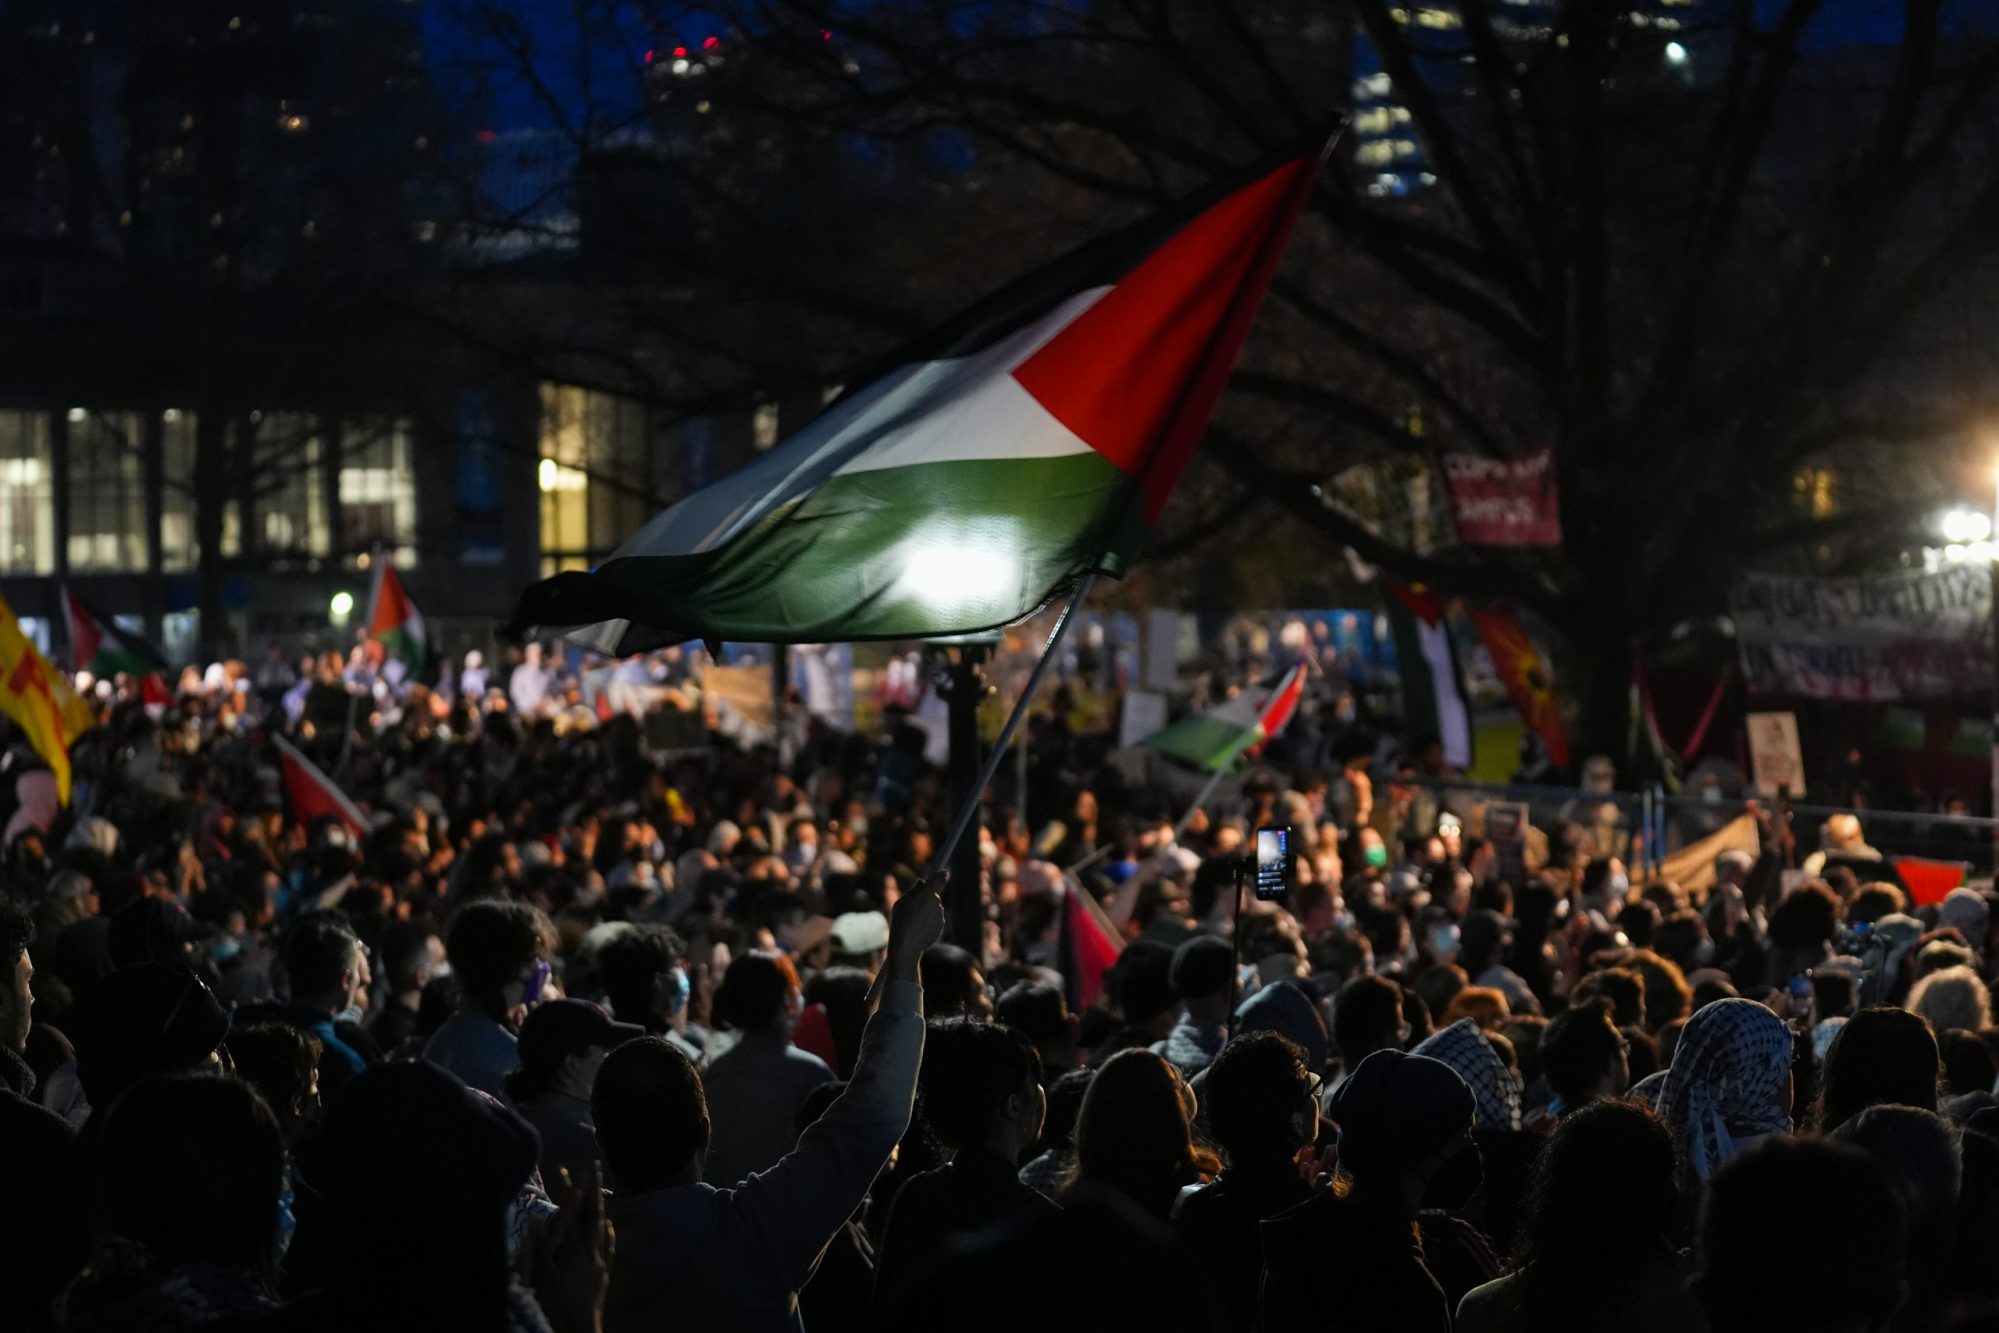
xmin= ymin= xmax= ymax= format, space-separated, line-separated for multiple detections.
xmin=329 ymin=591 xmax=354 ymax=618
xmin=671 ymin=57 xmax=690 ymax=74
xmin=1971 ymin=541 xmax=1996 ymax=565
xmin=703 ymin=35 xmax=719 ymax=49
xmin=1665 ymin=41 xmax=1688 ymax=65
xmin=895 ymin=522 xmax=1022 ymax=617
xmin=1941 ymin=507 xmax=1991 ymax=543
xmin=672 ymin=45 xmax=687 ymax=57
xmin=66 ymin=407 xmax=85 ymax=423
xmin=539 ymin=458 xmax=586 ymax=493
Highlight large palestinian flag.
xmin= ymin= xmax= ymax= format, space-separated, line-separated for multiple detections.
xmin=513 ymin=135 xmax=1333 ymax=653
xmin=1384 ymin=580 xmax=1473 ymax=768
xmin=62 ymin=587 xmax=168 ymax=679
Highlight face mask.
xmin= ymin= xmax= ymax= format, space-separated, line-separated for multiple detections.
xmin=520 ymin=959 xmax=553 ymax=1010
xmin=210 ymin=935 xmax=244 ymax=964
xmin=333 ymin=1004 xmax=365 ymax=1027
xmin=663 ymin=966 xmax=691 ymax=1018
xmin=1423 ymin=1140 xmax=1484 ymax=1210
xmin=1694 ymin=937 xmax=1717 ymax=967
xmin=1604 ymin=873 xmax=1629 ymax=901
xmin=1700 ymin=785 xmax=1722 ymax=805
xmin=1364 ymin=844 xmax=1389 ymax=870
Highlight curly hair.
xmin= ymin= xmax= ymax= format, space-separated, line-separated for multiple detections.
xmin=1908 ymin=965 xmax=1991 ymax=1037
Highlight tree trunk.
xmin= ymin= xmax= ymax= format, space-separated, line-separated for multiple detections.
xmin=1559 ymin=609 xmax=1635 ymax=778
xmin=194 ymin=404 xmax=229 ymax=661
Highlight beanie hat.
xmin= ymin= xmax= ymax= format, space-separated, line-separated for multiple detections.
xmin=1325 ymin=1049 xmax=1474 ymax=1175
xmin=1114 ymin=940 xmax=1177 ymax=1024
xmin=1169 ymin=936 xmax=1235 ymax=1001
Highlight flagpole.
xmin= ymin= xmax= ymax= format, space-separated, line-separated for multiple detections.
xmin=931 ymin=575 xmax=1097 ymax=878
xmin=1172 ymin=729 xmax=1261 ymax=844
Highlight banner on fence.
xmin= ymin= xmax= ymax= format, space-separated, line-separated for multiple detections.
xmin=1442 ymin=450 xmax=1562 ymax=546
xmin=1733 ymin=566 xmax=1992 ymax=701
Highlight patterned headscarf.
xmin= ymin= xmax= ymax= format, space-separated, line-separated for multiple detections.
xmin=1657 ymin=998 xmax=1793 ymax=1180
xmin=1412 ymin=1018 xmax=1522 ymax=1131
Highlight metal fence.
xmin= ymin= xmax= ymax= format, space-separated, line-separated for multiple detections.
xmin=1403 ymin=775 xmax=1999 ymax=882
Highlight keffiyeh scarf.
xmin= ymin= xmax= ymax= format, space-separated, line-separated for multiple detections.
xmin=1413 ymin=1018 xmax=1522 ymax=1131
xmin=1658 ymin=998 xmax=1793 ymax=1180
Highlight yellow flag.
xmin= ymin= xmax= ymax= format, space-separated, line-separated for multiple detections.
xmin=0 ymin=594 xmax=98 ymax=804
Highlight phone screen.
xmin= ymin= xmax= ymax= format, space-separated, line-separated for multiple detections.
xmin=1254 ymin=828 xmax=1289 ymax=901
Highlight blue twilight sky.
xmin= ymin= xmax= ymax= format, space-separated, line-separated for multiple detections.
xmin=415 ymin=0 xmax=1976 ymax=137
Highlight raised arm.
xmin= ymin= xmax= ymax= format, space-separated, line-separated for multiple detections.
xmin=726 ymin=878 xmax=944 ymax=1291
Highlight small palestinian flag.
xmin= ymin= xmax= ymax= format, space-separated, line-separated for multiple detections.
xmin=366 ymin=561 xmax=427 ymax=674
xmin=1144 ymin=665 xmax=1306 ymax=773
xmin=513 ymin=133 xmax=1334 ymax=653
xmin=1059 ymin=879 xmax=1124 ymax=1013
xmin=273 ymin=735 xmax=369 ymax=838
xmin=62 ymin=587 xmax=168 ymax=679
xmin=1383 ymin=581 xmax=1473 ymax=768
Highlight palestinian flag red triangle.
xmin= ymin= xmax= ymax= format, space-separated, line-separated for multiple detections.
xmin=515 ymin=132 xmax=1334 ymax=653
xmin=273 ymin=735 xmax=369 ymax=839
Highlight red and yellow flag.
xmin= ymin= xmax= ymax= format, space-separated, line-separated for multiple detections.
xmin=1468 ymin=608 xmax=1569 ymax=769
xmin=0 ymin=594 xmax=98 ymax=803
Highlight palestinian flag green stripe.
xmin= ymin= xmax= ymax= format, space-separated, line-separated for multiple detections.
xmin=576 ymin=452 xmax=1137 ymax=643
xmin=85 ymin=646 xmax=163 ymax=678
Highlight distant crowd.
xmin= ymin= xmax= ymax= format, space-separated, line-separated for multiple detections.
xmin=0 ymin=640 xmax=1994 ymax=1332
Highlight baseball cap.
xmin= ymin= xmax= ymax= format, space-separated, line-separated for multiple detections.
xmin=830 ymin=911 xmax=891 ymax=955
xmin=515 ymin=999 xmax=645 ymax=1075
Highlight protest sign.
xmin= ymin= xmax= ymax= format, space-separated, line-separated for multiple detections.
xmin=1442 ymin=450 xmax=1562 ymax=546
xmin=1120 ymin=689 xmax=1169 ymax=749
xmin=1733 ymin=565 xmax=1992 ymax=700
xmin=1746 ymin=711 xmax=1806 ymax=798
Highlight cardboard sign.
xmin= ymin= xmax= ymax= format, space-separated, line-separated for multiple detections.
xmin=1747 ymin=711 xmax=1806 ymax=798
xmin=1484 ymin=800 xmax=1530 ymax=886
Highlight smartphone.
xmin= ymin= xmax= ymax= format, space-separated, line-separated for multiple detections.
xmin=1786 ymin=972 xmax=1814 ymax=1025
xmin=1254 ymin=828 xmax=1289 ymax=901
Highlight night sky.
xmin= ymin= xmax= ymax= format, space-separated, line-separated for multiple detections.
xmin=416 ymin=0 xmax=1973 ymax=137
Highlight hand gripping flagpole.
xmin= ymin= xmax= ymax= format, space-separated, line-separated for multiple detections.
xmin=930 ymin=574 xmax=1098 ymax=879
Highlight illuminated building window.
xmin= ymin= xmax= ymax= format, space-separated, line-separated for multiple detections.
xmin=160 ymin=408 xmax=197 ymax=573
xmin=0 ymin=411 xmax=53 ymax=574
xmin=66 ymin=410 xmax=146 ymax=572
xmin=251 ymin=413 xmax=329 ymax=562
xmin=339 ymin=419 xmax=417 ymax=565
xmin=538 ymin=384 xmax=652 ymax=578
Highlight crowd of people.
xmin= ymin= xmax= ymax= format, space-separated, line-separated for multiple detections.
xmin=2 ymin=642 xmax=1999 ymax=1332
